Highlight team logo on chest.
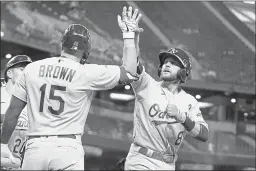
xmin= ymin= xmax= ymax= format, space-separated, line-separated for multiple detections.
xmin=149 ymin=104 xmax=173 ymax=119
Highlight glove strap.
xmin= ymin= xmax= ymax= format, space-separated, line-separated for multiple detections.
xmin=123 ymin=32 xmax=135 ymax=39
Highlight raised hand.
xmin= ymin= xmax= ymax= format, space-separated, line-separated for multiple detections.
xmin=117 ymin=6 xmax=143 ymax=33
xmin=125 ymin=6 xmax=143 ymax=33
xmin=118 ymin=6 xmax=129 ymax=33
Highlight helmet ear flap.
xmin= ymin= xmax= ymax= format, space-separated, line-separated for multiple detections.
xmin=177 ymin=69 xmax=188 ymax=83
xmin=80 ymin=53 xmax=89 ymax=64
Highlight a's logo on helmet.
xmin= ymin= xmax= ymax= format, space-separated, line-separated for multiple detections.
xmin=168 ymin=48 xmax=178 ymax=54
xmin=183 ymin=59 xmax=188 ymax=67
xmin=71 ymin=41 xmax=79 ymax=50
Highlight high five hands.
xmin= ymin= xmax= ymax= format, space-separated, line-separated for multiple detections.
xmin=118 ymin=6 xmax=144 ymax=34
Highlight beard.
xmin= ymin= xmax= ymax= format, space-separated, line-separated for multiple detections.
xmin=160 ymin=72 xmax=177 ymax=81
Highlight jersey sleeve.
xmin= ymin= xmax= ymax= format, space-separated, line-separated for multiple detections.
xmin=86 ymin=65 xmax=121 ymax=90
xmin=187 ymin=99 xmax=208 ymax=129
xmin=12 ymin=70 xmax=27 ymax=103
xmin=131 ymin=63 xmax=154 ymax=94
xmin=15 ymin=106 xmax=28 ymax=130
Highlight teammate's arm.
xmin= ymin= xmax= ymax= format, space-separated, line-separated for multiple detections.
xmin=84 ymin=35 xmax=137 ymax=90
xmin=88 ymin=6 xmax=141 ymax=90
xmin=1 ymin=71 xmax=27 ymax=144
xmin=1 ymin=96 xmax=26 ymax=144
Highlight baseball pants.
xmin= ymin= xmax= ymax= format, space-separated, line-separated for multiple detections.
xmin=22 ymin=135 xmax=84 ymax=170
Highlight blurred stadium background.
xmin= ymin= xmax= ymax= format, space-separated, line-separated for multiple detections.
xmin=1 ymin=1 xmax=255 ymax=170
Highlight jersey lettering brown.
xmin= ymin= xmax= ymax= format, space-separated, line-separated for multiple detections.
xmin=39 ymin=65 xmax=76 ymax=82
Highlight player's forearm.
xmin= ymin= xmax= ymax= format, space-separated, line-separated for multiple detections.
xmin=182 ymin=117 xmax=209 ymax=142
xmin=122 ymin=35 xmax=137 ymax=76
xmin=135 ymin=32 xmax=140 ymax=57
xmin=1 ymin=108 xmax=20 ymax=144
xmin=135 ymin=33 xmax=144 ymax=75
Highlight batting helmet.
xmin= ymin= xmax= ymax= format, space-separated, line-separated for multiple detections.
xmin=61 ymin=24 xmax=91 ymax=64
xmin=4 ymin=55 xmax=32 ymax=82
xmin=158 ymin=48 xmax=192 ymax=83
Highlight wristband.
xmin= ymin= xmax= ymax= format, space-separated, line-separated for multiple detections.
xmin=182 ymin=116 xmax=195 ymax=131
xmin=123 ymin=32 xmax=135 ymax=39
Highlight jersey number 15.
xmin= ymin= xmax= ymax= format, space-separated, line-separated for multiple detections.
xmin=39 ymin=84 xmax=66 ymax=115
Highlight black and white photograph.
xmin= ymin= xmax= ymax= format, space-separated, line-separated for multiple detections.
xmin=0 ymin=1 xmax=255 ymax=170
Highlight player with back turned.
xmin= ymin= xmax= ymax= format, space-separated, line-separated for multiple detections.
xmin=1 ymin=6 xmax=142 ymax=170
xmin=116 ymin=15 xmax=209 ymax=170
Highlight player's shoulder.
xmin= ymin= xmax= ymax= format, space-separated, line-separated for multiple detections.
xmin=179 ymin=88 xmax=198 ymax=104
xmin=155 ymin=80 xmax=163 ymax=87
xmin=25 ymin=57 xmax=53 ymax=70
xmin=83 ymin=63 xmax=100 ymax=68
xmin=84 ymin=64 xmax=119 ymax=71
xmin=87 ymin=63 xmax=116 ymax=68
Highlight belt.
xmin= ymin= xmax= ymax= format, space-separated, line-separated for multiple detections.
xmin=28 ymin=134 xmax=76 ymax=140
xmin=138 ymin=147 xmax=175 ymax=164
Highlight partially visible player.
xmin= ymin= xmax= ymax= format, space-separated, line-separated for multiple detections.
xmin=121 ymin=26 xmax=209 ymax=169
xmin=1 ymin=6 xmax=142 ymax=170
xmin=1 ymin=55 xmax=32 ymax=170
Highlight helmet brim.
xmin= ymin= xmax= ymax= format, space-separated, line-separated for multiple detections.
xmin=159 ymin=52 xmax=185 ymax=67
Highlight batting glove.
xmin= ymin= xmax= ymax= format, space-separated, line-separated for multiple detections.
xmin=125 ymin=6 xmax=143 ymax=33
xmin=117 ymin=6 xmax=129 ymax=33
xmin=118 ymin=6 xmax=143 ymax=39
xmin=166 ymin=104 xmax=187 ymax=123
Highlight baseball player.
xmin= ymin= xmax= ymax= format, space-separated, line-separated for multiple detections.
xmin=1 ymin=6 xmax=142 ymax=170
xmin=1 ymin=55 xmax=32 ymax=170
xmin=120 ymin=31 xmax=209 ymax=170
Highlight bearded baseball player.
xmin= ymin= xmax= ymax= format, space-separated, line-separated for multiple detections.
xmin=1 ymin=55 xmax=32 ymax=170
xmin=1 ymin=6 xmax=142 ymax=170
xmin=120 ymin=32 xmax=209 ymax=170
